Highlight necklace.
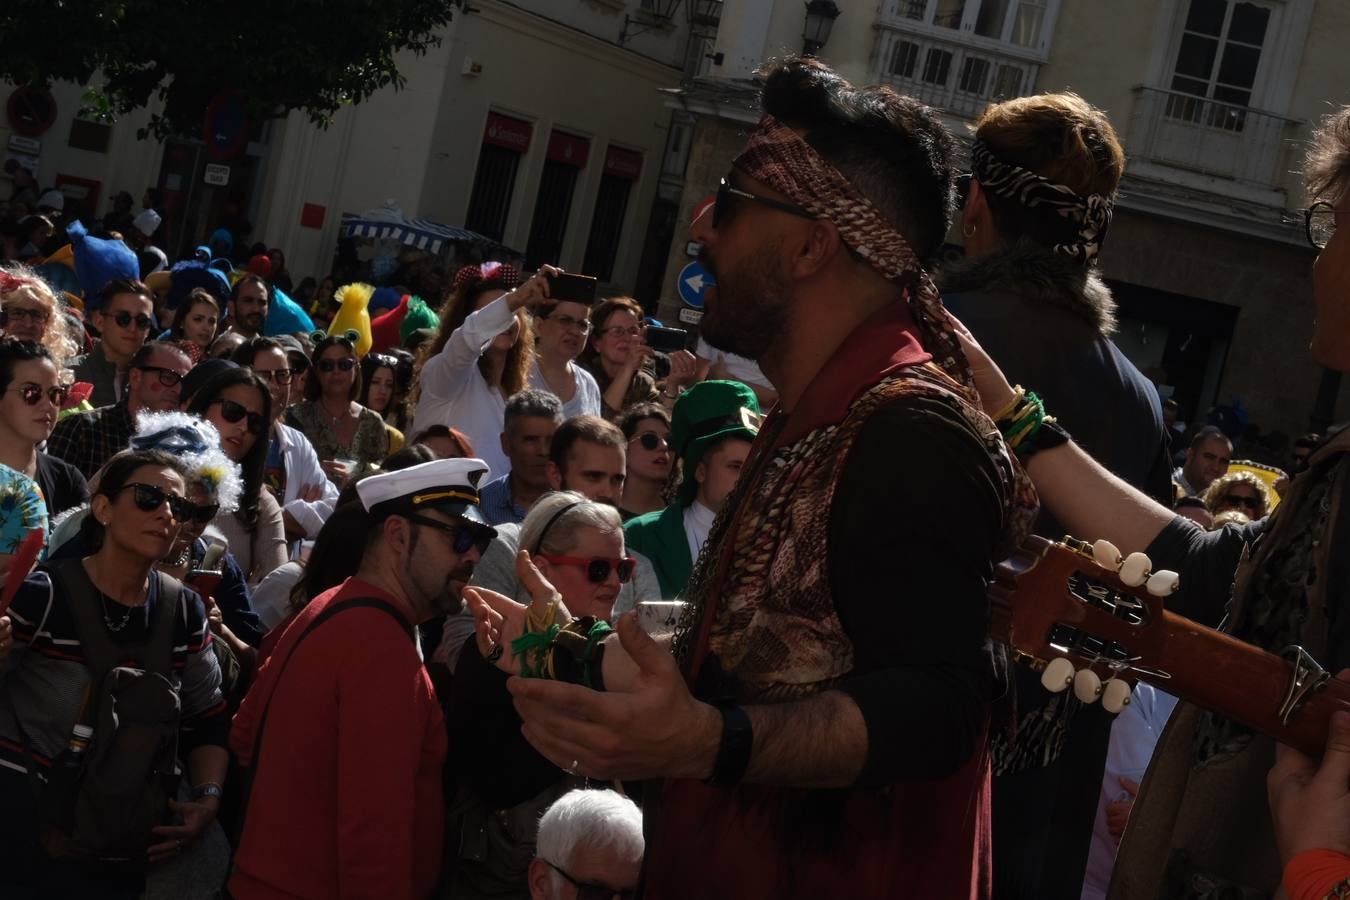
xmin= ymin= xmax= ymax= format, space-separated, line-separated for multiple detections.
xmin=100 ymin=591 xmax=139 ymax=633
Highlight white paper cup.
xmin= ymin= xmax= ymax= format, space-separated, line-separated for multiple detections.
xmin=636 ymin=600 xmax=689 ymax=637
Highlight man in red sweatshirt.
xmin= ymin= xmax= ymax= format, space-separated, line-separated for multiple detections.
xmin=229 ymin=457 xmax=497 ymax=899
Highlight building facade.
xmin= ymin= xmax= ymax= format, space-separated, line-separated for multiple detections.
xmin=654 ymin=0 xmax=1350 ymax=439
xmin=2 ymin=0 xmax=696 ymax=300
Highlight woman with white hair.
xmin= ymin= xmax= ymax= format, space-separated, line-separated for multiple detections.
xmin=529 ymin=788 xmax=644 ymax=900
xmin=446 ymin=491 xmax=636 ymax=898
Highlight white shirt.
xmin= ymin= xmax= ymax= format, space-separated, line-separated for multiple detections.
xmin=529 ymin=358 xmax=601 ymax=420
xmin=250 ymin=560 xmax=305 ymax=631
xmin=682 ymin=500 xmax=716 ymax=565
xmin=695 ymin=336 xmax=772 ymax=390
xmin=273 ymin=421 xmax=339 ymax=539
xmin=411 ymin=293 xmax=518 ymax=479
xmin=1080 ymin=685 xmax=1179 ymax=900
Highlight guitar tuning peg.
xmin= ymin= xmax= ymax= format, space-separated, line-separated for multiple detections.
xmin=1073 ymin=668 xmax=1103 ymax=704
xmin=1118 ymin=552 xmax=1152 ymax=588
xmin=1102 ymin=678 xmax=1132 ymax=714
xmin=1040 ymin=657 xmax=1075 ymax=694
xmin=1146 ymin=569 xmax=1180 ymax=597
xmin=1092 ymin=539 xmax=1122 ymax=570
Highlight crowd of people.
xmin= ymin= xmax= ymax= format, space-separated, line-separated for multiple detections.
xmin=0 ymin=53 xmax=1348 ymax=900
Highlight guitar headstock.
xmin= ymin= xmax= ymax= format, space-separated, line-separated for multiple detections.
xmin=990 ymin=534 xmax=1180 ymax=713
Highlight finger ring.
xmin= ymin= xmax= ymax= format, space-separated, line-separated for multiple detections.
xmin=486 ymin=644 xmax=503 ymax=663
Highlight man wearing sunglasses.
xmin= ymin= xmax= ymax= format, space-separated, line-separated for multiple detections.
xmin=477 ymin=58 xmax=1032 ymax=900
xmin=49 ymin=341 xmax=191 ymax=479
xmin=230 ymin=457 xmax=497 ymax=900
xmin=73 ymin=277 xmax=157 ymax=408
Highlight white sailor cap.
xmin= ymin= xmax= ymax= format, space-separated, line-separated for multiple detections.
xmin=355 ymin=457 xmax=494 ymax=530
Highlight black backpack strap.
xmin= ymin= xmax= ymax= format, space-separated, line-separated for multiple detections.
xmin=234 ymin=597 xmax=414 ymax=841
xmin=47 ymin=560 xmax=180 ymax=680
xmin=145 ymin=571 xmax=183 ymax=677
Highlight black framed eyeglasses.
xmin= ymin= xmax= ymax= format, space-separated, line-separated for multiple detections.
xmin=211 ymin=398 xmax=265 ymax=435
xmin=536 ymin=554 xmax=637 ymax=584
xmin=1305 ymin=200 xmax=1337 ymax=250
xmin=1 ymin=307 xmax=49 ymax=326
xmin=404 ymin=514 xmax=494 ymax=555
xmin=112 ymin=311 xmax=154 ymax=331
xmin=119 ymin=483 xmax=194 ymax=521
xmin=713 ymin=176 xmax=816 ymax=229
xmin=317 ymin=357 xmax=357 ymax=373
xmin=252 ymin=367 xmax=294 ymax=385
xmin=1220 ymin=493 xmax=1263 ymax=512
xmin=9 ymin=383 xmax=68 ymax=407
xmin=134 ymin=365 xmax=183 ymax=387
xmin=546 ymin=861 xmax=636 ymax=900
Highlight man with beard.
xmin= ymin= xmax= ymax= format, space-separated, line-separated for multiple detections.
xmin=229 ymin=458 xmax=497 ymax=900
xmin=226 ymin=273 xmax=270 ymax=339
xmin=467 ymin=57 xmax=1034 ymax=899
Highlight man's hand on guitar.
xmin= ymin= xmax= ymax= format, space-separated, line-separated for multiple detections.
xmin=1268 ymin=671 xmax=1350 ymax=865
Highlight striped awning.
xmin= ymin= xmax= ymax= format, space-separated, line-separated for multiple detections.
xmin=339 ymin=216 xmax=503 ymax=256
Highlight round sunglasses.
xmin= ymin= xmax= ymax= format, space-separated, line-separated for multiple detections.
xmin=536 ymin=554 xmax=636 ymax=584
xmin=317 ymin=357 xmax=357 ymax=373
xmin=210 ymin=398 xmax=265 ymax=435
xmin=629 ymin=431 xmax=670 ymax=452
xmin=111 ymin=311 xmax=154 ymax=331
xmin=8 ymin=383 xmax=68 ymax=407
xmin=403 ymin=514 xmax=494 ymax=555
xmin=117 ymin=483 xmax=194 ymax=521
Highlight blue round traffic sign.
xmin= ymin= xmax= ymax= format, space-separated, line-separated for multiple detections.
xmin=677 ymin=261 xmax=714 ymax=310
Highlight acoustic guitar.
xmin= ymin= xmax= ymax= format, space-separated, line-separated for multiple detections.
xmin=990 ymin=534 xmax=1350 ymax=756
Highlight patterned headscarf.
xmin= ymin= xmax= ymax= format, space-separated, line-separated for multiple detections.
xmin=970 ymin=138 xmax=1113 ymax=264
xmin=0 ymin=464 xmax=47 ymax=554
xmin=733 ymin=113 xmax=973 ymax=390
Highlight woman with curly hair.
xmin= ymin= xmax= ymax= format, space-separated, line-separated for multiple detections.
xmin=1202 ymin=469 xmax=1274 ymax=520
xmin=0 ymin=264 xmax=81 ymax=368
xmin=409 ymin=263 xmax=554 ymax=478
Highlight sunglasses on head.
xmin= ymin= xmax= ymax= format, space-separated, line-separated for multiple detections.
xmin=112 ymin=311 xmax=154 ymax=331
xmin=118 ymin=482 xmax=193 ymax=521
xmin=252 ymin=367 xmax=294 ymax=385
xmin=134 ymin=365 xmax=183 ymax=387
xmin=317 ymin=357 xmax=357 ymax=373
xmin=211 ymin=398 xmax=265 ymax=434
xmin=537 ymin=554 xmax=636 ymax=584
xmin=1220 ymin=493 xmax=1262 ymax=511
xmin=9 ymin=383 xmax=68 ymax=407
xmin=630 ymin=431 xmax=670 ymax=452
xmin=403 ymin=514 xmax=494 ymax=555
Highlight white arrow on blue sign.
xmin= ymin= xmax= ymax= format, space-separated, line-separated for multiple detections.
xmin=677 ymin=261 xmax=714 ymax=310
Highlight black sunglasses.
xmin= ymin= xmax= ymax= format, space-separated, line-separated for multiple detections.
xmin=211 ymin=398 xmax=265 ymax=435
xmin=134 ymin=365 xmax=183 ymax=387
xmin=252 ymin=367 xmax=294 ymax=385
xmin=537 ymin=554 xmax=637 ymax=585
xmin=630 ymin=431 xmax=670 ymax=452
xmin=546 ymin=861 xmax=635 ymax=900
xmin=118 ymin=483 xmax=193 ymax=521
xmin=9 ymin=383 xmax=68 ymax=407
xmin=112 ymin=311 xmax=154 ymax=331
xmin=187 ymin=502 xmax=220 ymax=525
xmin=317 ymin=357 xmax=357 ymax=373
xmin=403 ymin=514 xmax=493 ymax=555
xmin=1220 ymin=493 xmax=1263 ymax=512
xmin=713 ymin=176 xmax=816 ymax=229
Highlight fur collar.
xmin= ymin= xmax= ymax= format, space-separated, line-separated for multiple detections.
xmin=937 ymin=241 xmax=1118 ymax=336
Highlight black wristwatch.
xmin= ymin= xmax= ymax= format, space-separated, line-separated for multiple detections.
xmin=190 ymin=782 xmax=223 ymax=802
xmin=703 ymin=704 xmax=753 ymax=787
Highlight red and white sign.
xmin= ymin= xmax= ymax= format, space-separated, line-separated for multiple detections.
xmin=547 ymin=131 xmax=590 ymax=168
xmin=603 ymin=145 xmax=643 ymax=180
xmin=690 ymin=195 xmax=715 ymax=225
xmin=483 ymin=112 xmax=533 ymax=153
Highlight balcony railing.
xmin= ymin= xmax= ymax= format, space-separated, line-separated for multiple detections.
xmin=1126 ymin=86 xmax=1303 ymax=192
xmin=870 ymin=26 xmax=1039 ymax=119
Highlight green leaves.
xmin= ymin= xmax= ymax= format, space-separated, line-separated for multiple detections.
xmin=0 ymin=0 xmax=459 ymax=140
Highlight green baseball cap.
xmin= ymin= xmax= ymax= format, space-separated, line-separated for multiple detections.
xmin=670 ymin=380 xmax=762 ymax=505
